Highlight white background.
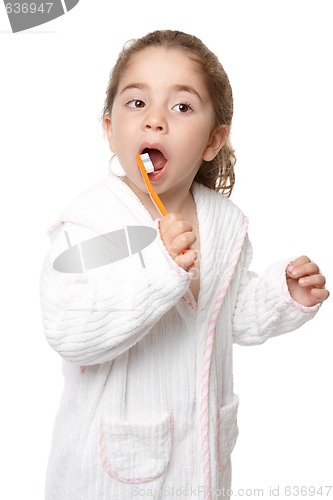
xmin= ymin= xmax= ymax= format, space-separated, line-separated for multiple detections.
xmin=0 ymin=1 xmax=332 ymax=498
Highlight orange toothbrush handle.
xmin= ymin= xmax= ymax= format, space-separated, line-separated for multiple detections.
xmin=136 ymin=155 xmax=194 ymax=269
xmin=136 ymin=155 xmax=168 ymax=216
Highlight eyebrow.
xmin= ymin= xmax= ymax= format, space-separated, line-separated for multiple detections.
xmin=119 ymin=83 xmax=146 ymax=95
xmin=119 ymin=83 xmax=203 ymax=101
xmin=173 ymin=84 xmax=203 ymax=101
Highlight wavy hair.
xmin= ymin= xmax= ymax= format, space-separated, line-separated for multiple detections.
xmin=101 ymin=30 xmax=236 ymax=196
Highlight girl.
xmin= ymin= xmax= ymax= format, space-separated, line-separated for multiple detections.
xmin=40 ymin=30 xmax=329 ymax=499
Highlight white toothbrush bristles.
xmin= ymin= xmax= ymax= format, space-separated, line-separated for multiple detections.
xmin=140 ymin=152 xmax=155 ymax=173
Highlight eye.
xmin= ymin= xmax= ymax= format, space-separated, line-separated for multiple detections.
xmin=172 ymin=102 xmax=193 ymax=113
xmin=127 ymin=99 xmax=145 ymax=109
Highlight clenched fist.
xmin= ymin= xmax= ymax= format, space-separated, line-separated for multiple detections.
xmin=159 ymin=212 xmax=197 ymax=271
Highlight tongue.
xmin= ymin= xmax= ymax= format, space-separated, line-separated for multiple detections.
xmin=147 ymin=149 xmax=166 ymax=171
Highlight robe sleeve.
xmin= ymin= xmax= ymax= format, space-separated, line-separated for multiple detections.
xmin=232 ymin=235 xmax=321 ymax=346
xmin=40 ymin=220 xmax=190 ymax=365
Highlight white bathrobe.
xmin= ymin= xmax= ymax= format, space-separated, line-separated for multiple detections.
xmin=40 ymin=173 xmax=319 ymax=499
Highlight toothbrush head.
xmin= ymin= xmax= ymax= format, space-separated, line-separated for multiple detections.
xmin=139 ymin=152 xmax=155 ymax=173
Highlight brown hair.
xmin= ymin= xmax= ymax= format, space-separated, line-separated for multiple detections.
xmin=101 ymin=30 xmax=236 ymax=196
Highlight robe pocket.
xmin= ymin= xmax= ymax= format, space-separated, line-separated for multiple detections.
xmin=99 ymin=411 xmax=173 ymax=484
xmin=217 ymin=393 xmax=239 ymax=470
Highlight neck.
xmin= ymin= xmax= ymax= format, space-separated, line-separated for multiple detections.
xmin=123 ymin=176 xmax=195 ymax=219
xmin=159 ymin=183 xmax=194 ymax=214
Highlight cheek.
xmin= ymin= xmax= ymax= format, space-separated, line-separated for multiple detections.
xmin=108 ymin=107 xmax=126 ymax=145
xmin=108 ymin=125 xmax=124 ymax=153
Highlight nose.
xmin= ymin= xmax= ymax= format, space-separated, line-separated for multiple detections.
xmin=143 ymin=107 xmax=168 ymax=133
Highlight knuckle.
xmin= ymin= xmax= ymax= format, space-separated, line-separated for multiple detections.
xmin=175 ymin=220 xmax=185 ymax=231
xmin=168 ymin=244 xmax=178 ymax=256
xmin=176 ymin=220 xmax=190 ymax=233
xmin=169 ymin=212 xmax=179 ymax=222
xmin=179 ymin=233 xmax=189 ymax=247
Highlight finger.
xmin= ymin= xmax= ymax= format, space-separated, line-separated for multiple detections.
xmin=172 ymin=232 xmax=197 ymax=254
xmin=311 ymin=288 xmax=330 ymax=303
xmin=289 ymin=255 xmax=311 ymax=267
xmin=167 ymin=232 xmax=196 ymax=260
xmin=287 ymin=262 xmax=320 ymax=279
xmin=298 ymin=274 xmax=326 ymax=288
xmin=175 ymin=249 xmax=197 ymax=270
xmin=163 ymin=216 xmax=193 ymax=241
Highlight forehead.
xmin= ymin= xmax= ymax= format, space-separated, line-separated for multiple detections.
xmin=119 ymin=46 xmax=207 ymax=93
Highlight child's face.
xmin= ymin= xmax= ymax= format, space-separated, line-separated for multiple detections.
xmin=104 ymin=47 xmax=227 ymax=195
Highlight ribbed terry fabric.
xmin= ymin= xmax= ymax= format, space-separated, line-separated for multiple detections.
xmin=40 ymin=173 xmax=320 ymax=499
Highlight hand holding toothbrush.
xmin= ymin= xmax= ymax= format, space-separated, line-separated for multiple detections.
xmin=137 ymin=153 xmax=196 ymax=270
xmin=158 ymin=213 xmax=198 ymax=271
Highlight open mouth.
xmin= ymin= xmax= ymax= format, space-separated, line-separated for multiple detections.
xmin=142 ymin=148 xmax=167 ymax=172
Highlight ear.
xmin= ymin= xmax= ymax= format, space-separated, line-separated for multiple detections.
xmin=103 ymin=115 xmax=115 ymax=152
xmin=202 ymin=125 xmax=229 ymax=161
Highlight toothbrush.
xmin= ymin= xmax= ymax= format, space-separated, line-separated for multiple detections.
xmin=136 ymin=153 xmax=168 ymax=216
xmin=136 ymin=153 xmax=194 ymax=268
